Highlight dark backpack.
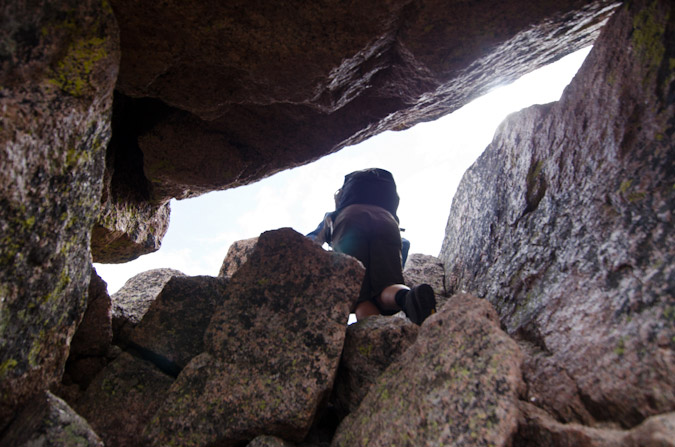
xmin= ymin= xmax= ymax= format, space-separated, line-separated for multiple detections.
xmin=334 ymin=168 xmax=400 ymax=222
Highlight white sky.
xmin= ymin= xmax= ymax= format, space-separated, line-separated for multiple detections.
xmin=95 ymin=47 xmax=591 ymax=295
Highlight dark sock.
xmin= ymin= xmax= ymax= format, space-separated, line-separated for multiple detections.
xmin=395 ymin=289 xmax=409 ymax=309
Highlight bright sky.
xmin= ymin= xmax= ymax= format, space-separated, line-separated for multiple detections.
xmin=95 ymin=47 xmax=591 ymax=294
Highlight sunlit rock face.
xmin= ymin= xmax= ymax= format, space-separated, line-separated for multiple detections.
xmin=0 ymin=0 xmax=119 ymax=426
xmin=440 ymin=0 xmax=674 ymax=429
xmin=93 ymin=0 xmax=620 ymax=260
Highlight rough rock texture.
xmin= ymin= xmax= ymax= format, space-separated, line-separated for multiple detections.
xmin=69 ymin=269 xmax=113 ymax=359
xmin=247 ymin=435 xmax=296 ymax=447
xmin=111 ymin=267 xmax=186 ymax=342
xmin=403 ymin=253 xmax=449 ymax=307
xmin=91 ymin=91 xmax=172 ymax=263
xmin=75 ymin=352 xmax=174 ymax=447
xmin=0 ymin=0 xmax=119 ymax=425
xmin=332 ymin=315 xmax=419 ymax=418
xmin=332 ymin=294 xmax=524 ymax=447
xmin=517 ymin=339 xmax=595 ymax=424
xmin=218 ymin=236 xmax=259 ymax=278
xmin=91 ymin=190 xmax=170 ymax=263
xmin=0 ymin=391 xmax=103 ymax=447
xmin=62 ymin=268 xmax=113 ymax=390
xmin=93 ymin=0 xmax=620 ymax=258
xmin=126 ymin=275 xmax=228 ymax=373
xmin=515 ymin=402 xmax=675 ymax=447
xmin=145 ymin=228 xmax=364 ymax=447
xmin=440 ymin=0 xmax=675 ymax=428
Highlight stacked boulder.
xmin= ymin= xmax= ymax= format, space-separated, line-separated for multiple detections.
xmin=68 ymin=228 xmax=365 ymax=446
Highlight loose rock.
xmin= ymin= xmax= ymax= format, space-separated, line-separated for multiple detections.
xmin=218 ymin=236 xmax=259 ymax=278
xmin=332 ymin=315 xmax=419 ymax=417
xmin=75 ymin=351 xmax=174 ymax=447
xmin=145 ymin=228 xmax=364 ymax=446
xmin=0 ymin=392 xmax=103 ymax=447
xmin=332 ymin=294 xmax=524 ymax=447
xmin=111 ymin=268 xmax=186 ymax=343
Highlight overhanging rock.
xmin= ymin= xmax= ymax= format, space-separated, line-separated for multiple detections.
xmin=93 ymin=0 xmax=621 ymax=260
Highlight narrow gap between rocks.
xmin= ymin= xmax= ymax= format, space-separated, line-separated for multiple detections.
xmin=94 ymin=47 xmax=592 ymax=300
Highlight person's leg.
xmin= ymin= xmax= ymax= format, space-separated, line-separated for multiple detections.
xmin=375 ymin=284 xmax=409 ymax=312
xmin=354 ymin=300 xmax=380 ymax=320
xmin=332 ymin=206 xmax=374 ymax=316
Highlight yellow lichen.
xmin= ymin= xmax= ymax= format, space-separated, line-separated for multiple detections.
xmin=48 ymin=36 xmax=108 ymax=97
xmin=632 ymin=1 xmax=668 ymax=70
xmin=0 ymin=359 xmax=18 ymax=379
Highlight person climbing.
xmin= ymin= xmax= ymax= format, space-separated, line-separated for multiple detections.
xmin=307 ymin=168 xmax=436 ymax=324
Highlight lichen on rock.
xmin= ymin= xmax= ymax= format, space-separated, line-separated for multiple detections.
xmin=0 ymin=0 xmax=119 ymax=425
xmin=144 ymin=228 xmax=364 ymax=446
xmin=440 ymin=0 xmax=675 ymax=428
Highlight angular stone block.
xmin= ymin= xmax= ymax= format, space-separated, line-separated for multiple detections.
xmin=333 ymin=294 xmax=524 ymax=447
xmin=0 ymin=392 xmax=103 ymax=447
xmin=75 ymin=351 xmax=174 ymax=447
xmin=332 ymin=315 xmax=419 ymax=417
xmin=145 ymin=228 xmax=364 ymax=446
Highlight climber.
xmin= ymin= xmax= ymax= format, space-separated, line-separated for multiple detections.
xmin=307 ymin=219 xmax=411 ymax=268
xmin=307 ymin=168 xmax=436 ymax=324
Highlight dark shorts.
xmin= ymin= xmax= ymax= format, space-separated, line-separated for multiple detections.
xmin=331 ymin=204 xmax=404 ymax=313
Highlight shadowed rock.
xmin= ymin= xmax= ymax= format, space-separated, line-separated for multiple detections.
xmin=440 ymin=0 xmax=675 ymax=427
xmin=515 ymin=402 xmax=675 ymax=447
xmin=247 ymin=435 xmax=296 ymax=447
xmin=74 ymin=351 xmax=174 ymax=447
xmin=332 ymin=294 xmax=524 ymax=447
xmin=0 ymin=392 xmax=103 ymax=447
xmin=95 ymin=0 xmax=620 ymax=258
xmin=70 ymin=269 xmax=113 ymax=358
xmin=61 ymin=268 xmax=114 ymax=393
xmin=332 ymin=315 xmax=419 ymax=418
xmin=144 ymin=228 xmax=364 ymax=447
xmin=0 ymin=0 xmax=119 ymax=425
xmin=126 ymin=275 xmax=228 ymax=374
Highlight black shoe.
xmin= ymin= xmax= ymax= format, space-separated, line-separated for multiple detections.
xmin=404 ymin=284 xmax=436 ymax=325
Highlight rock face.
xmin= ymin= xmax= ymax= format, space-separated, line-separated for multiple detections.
xmin=72 ymin=229 xmax=364 ymax=447
xmin=92 ymin=0 xmax=620 ymax=259
xmin=69 ymin=270 xmax=113 ymax=360
xmin=1 ymin=0 xmax=672 ymax=445
xmin=0 ymin=0 xmax=119 ymax=425
xmin=145 ymin=228 xmax=364 ymax=446
xmin=110 ymin=267 xmax=186 ymax=342
xmin=332 ymin=294 xmax=524 ymax=447
xmin=247 ymin=435 xmax=296 ymax=447
xmin=440 ymin=0 xmax=674 ymax=429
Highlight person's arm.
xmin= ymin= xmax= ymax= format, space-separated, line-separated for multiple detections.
xmin=306 ymin=212 xmax=333 ymax=245
xmin=401 ymin=237 xmax=410 ymax=268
